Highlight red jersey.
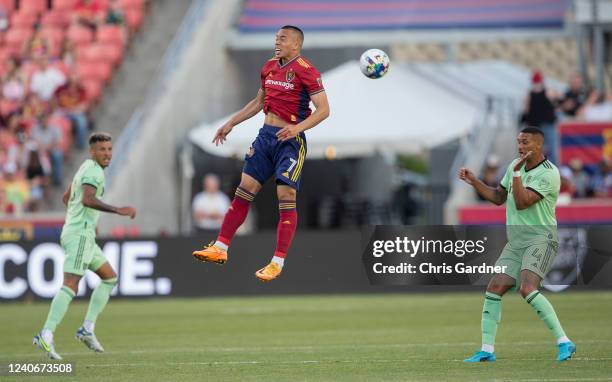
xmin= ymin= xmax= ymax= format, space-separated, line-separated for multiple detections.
xmin=260 ymin=55 xmax=324 ymax=124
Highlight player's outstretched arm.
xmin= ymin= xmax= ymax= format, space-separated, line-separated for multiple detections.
xmin=62 ymin=185 xmax=72 ymax=206
xmin=81 ymin=185 xmax=136 ymax=219
xmin=277 ymin=91 xmax=329 ymax=141
xmin=212 ymin=89 xmax=265 ymax=146
xmin=458 ymin=167 xmax=507 ymax=206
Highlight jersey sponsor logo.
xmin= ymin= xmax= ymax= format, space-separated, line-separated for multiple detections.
xmin=265 ymin=78 xmax=295 ymax=90
xmin=286 ymin=69 xmax=295 ymax=83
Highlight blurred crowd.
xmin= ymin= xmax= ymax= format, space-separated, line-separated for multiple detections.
xmin=0 ymin=0 xmax=133 ymax=216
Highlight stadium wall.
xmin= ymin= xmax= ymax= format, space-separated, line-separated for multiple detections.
xmin=2 ymin=229 xmax=610 ymax=301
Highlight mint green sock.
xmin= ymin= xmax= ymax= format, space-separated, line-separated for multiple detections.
xmin=482 ymin=292 xmax=502 ymax=347
xmin=525 ymin=290 xmax=567 ymax=340
xmin=43 ymin=286 xmax=75 ymax=332
xmin=84 ymin=278 xmax=117 ymax=324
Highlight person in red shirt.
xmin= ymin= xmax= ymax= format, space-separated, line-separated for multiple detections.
xmin=192 ymin=25 xmax=330 ymax=282
xmin=72 ymin=0 xmax=105 ymax=29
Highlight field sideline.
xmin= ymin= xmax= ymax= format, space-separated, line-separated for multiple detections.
xmin=1 ymin=292 xmax=611 ymax=381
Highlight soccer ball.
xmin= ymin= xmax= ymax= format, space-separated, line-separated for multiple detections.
xmin=359 ymin=49 xmax=390 ymax=79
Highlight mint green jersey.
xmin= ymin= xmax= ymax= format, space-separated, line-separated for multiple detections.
xmin=61 ymin=159 xmax=105 ymax=239
xmin=500 ymin=158 xmax=560 ymax=247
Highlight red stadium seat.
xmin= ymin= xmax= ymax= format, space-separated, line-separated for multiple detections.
xmin=40 ymin=10 xmax=71 ymax=28
xmin=96 ymin=24 xmax=125 ymax=45
xmin=51 ymin=0 xmax=77 ymax=11
xmin=4 ymin=27 xmax=33 ymax=50
xmin=118 ymin=0 xmax=144 ymax=9
xmin=19 ymin=0 xmax=47 ymax=15
xmin=67 ymin=24 xmax=94 ymax=46
xmin=10 ymin=12 xmax=38 ymax=27
xmin=125 ymin=8 xmax=143 ymax=31
xmin=80 ymin=42 xmax=122 ymax=66
xmin=76 ymin=60 xmax=112 ymax=83
xmin=0 ymin=99 xmax=20 ymax=117
xmin=81 ymin=78 xmax=103 ymax=103
xmin=0 ymin=0 xmax=16 ymax=13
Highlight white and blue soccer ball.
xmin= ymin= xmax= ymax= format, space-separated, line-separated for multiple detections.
xmin=359 ymin=49 xmax=390 ymax=79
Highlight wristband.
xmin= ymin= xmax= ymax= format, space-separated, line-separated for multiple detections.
xmin=513 ymin=171 xmax=521 ymax=178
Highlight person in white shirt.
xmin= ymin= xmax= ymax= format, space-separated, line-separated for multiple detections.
xmin=30 ymin=55 xmax=67 ymax=102
xmin=192 ymin=173 xmax=230 ymax=233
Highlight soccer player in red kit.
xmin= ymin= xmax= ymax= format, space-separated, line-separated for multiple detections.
xmin=192 ymin=25 xmax=330 ymax=281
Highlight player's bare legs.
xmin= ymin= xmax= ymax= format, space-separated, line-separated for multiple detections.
xmin=519 ymin=269 xmax=575 ymax=361
xmin=34 ymin=273 xmax=81 ymax=359
xmin=76 ymin=262 xmax=118 ymax=353
xmin=255 ymin=184 xmax=297 ymax=282
xmin=193 ymin=173 xmax=262 ymax=264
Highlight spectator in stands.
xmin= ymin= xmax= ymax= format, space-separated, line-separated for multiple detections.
xmin=3 ymin=162 xmax=30 ymax=215
xmin=558 ymin=166 xmax=575 ymax=205
xmin=59 ymin=39 xmax=78 ymax=69
xmin=30 ymin=55 xmax=67 ymax=102
xmin=31 ymin=114 xmax=63 ymax=186
xmin=559 ymin=73 xmax=589 ymax=118
xmin=0 ymin=122 xmax=19 ymax=170
xmin=522 ymin=70 xmax=558 ymax=164
xmin=0 ymin=187 xmax=14 ymax=215
xmin=0 ymin=5 xmax=8 ymax=32
xmin=2 ymin=57 xmax=27 ymax=108
xmin=54 ymin=74 xmax=89 ymax=150
xmin=23 ymin=25 xmax=50 ymax=61
xmin=192 ymin=173 xmax=231 ymax=233
xmin=24 ymin=143 xmax=50 ymax=211
xmin=576 ymin=90 xmax=612 ymax=121
xmin=106 ymin=0 xmax=125 ymax=26
xmin=590 ymin=159 xmax=612 ymax=198
xmin=477 ymin=155 xmax=500 ymax=201
xmin=569 ymin=159 xmax=590 ymax=198
xmin=73 ymin=0 xmax=105 ymax=30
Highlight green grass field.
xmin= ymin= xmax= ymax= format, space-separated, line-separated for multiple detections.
xmin=1 ymin=292 xmax=611 ymax=381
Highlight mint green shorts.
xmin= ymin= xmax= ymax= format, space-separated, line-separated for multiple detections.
xmin=61 ymin=235 xmax=107 ymax=276
xmin=495 ymin=240 xmax=558 ymax=281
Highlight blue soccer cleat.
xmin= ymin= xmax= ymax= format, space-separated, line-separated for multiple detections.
xmin=557 ymin=341 xmax=576 ymax=361
xmin=464 ymin=350 xmax=497 ymax=363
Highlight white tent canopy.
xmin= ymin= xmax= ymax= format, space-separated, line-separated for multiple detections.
xmin=189 ymin=61 xmax=482 ymax=159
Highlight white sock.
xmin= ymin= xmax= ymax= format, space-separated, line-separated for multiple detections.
xmin=481 ymin=344 xmax=494 ymax=353
xmin=556 ymin=336 xmax=570 ymax=345
xmin=83 ymin=320 xmax=95 ymax=333
xmin=272 ymin=256 xmax=284 ymax=268
xmin=214 ymin=241 xmax=228 ymax=251
xmin=41 ymin=328 xmax=53 ymax=344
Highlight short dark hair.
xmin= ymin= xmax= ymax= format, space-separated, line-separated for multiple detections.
xmin=520 ymin=126 xmax=545 ymax=138
xmin=89 ymin=132 xmax=112 ymax=145
xmin=281 ymin=25 xmax=304 ymax=43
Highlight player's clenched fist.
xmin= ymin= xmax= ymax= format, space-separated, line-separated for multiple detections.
xmin=458 ymin=167 xmax=476 ymax=185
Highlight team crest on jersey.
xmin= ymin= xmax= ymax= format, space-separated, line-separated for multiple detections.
xmin=286 ymin=69 xmax=295 ymax=83
xmin=246 ymin=146 xmax=255 ymax=158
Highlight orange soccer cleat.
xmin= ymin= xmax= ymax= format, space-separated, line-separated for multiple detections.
xmin=192 ymin=242 xmax=228 ymax=264
xmin=255 ymin=262 xmax=282 ymax=282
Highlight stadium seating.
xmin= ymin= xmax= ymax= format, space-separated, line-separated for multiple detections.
xmin=0 ymin=0 xmax=149 ymax=215
xmin=238 ymin=0 xmax=569 ymax=32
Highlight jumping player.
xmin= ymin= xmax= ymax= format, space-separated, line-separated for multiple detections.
xmin=192 ymin=25 xmax=330 ymax=281
xmin=459 ymin=127 xmax=575 ymax=362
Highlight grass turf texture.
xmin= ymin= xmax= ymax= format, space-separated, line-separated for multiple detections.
xmin=1 ymin=292 xmax=611 ymax=381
